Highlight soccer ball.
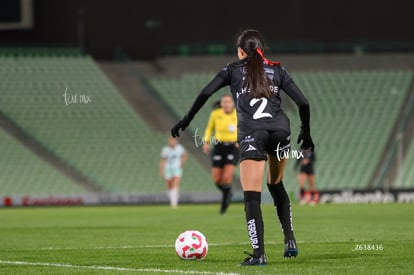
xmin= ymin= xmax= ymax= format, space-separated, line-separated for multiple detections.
xmin=175 ymin=230 xmax=208 ymax=260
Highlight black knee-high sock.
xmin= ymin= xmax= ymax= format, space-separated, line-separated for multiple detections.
xmin=216 ymin=184 xmax=231 ymax=213
xmin=215 ymin=184 xmax=224 ymax=191
xmin=300 ymin=187 xmax=305 ymax=200
xmin=267 ymin=182 xmax=295 ymax=242
xmin=244 ymin=191 xmax=265 ymax=257
xmin=220 ymin=185 xmax=232 ymax=214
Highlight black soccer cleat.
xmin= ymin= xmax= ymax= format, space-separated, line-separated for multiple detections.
xmin=284 ymin=239 xmax=298 ymax=258
xmin=240 ymin=251 xmax=267 ymax=266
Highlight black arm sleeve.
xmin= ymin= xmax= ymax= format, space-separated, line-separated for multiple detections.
xmin=185 ymin=71 xmax=229 ymax=121
xmin=283 ymin=82 xmax=310 ymax=132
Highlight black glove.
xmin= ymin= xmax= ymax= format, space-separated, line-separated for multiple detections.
xmin=171 ymin=116 xmax=191 ymax=138
xmin=297 ymin=129 xmax=315 ymax=152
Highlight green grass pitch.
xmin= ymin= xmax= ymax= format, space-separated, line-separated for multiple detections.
xmin=1 ymin=203 xmax=413 ymax=274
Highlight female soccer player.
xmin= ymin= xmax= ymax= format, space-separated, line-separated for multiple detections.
xmin=295 ymin=150 xmax=318 ymax=205
xmin=160 ymin=137 xmax=187 ymax=208
xmin=171 ymin=29 xmax=314 ymax=265
xmin=203 ymin=94 xmax=238 ymax=215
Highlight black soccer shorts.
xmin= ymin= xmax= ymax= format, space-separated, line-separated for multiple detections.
xmin=211 ymin=142 xmax=239 ymax=167
xmin=238 ymin=130 xmax=291 ymax=162
xmin=300 ymin=165 xmax=314 ymax=175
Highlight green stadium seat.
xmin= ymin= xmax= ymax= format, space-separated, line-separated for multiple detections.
xmin=0 ymin=128 xmax=88 ymax=195
xmin=0 ymin=50 xmax=213 ymax=195
xmin=395 ymin=139 xmax=414 ymax=188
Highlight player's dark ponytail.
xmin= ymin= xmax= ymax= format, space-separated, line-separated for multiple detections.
xmin=237 ymin=29 xmax=279 ymax=99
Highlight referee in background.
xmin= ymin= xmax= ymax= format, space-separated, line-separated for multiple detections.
xmin=203 ymin=94 xmax=238 ymax=215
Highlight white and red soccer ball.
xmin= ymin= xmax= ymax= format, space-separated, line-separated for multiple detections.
xmin=175 ymin=230 xmax=208 ymax=260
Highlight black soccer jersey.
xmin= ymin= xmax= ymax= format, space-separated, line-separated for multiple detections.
xmin=184 ymin=59 xmax=310 ymax=139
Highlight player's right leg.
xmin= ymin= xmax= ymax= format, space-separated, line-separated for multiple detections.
xmin=265 ymin=129 xmax=298 ymax=257
xmin=267 ymin=155 xmax=298 ymax=258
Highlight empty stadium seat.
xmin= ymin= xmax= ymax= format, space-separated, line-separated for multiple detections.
xmin=394 ymin=140 xmax=414 ymax=188
xmin=0 ymin=128 xmax=88 ymax=195
xmin=0 ymin=50 xmax=213 ymax=195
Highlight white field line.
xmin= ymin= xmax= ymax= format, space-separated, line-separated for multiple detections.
xmin=8 ymin=239 xmax=359 ymax=251
xmin=0 ymin=260 xmax=239 ymax=275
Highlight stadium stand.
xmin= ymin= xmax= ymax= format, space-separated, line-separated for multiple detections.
xmin=395 ymin=140 xmax=414 ymax=188
xmin=149 ymin=69 xmax=413 ymax=191
xmin=0 ymin=49 xmax=213 ymax=195
xmin=150 ymin=73 xmax=228 ymax=135
xmin=0 ymin=127 xmax=88 ymax=195
xmin=287 ymin=70 xmax=412 ymax=189
xmin=1 ymin=50 xmax=413 ymax=199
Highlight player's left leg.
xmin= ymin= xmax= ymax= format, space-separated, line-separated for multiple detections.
xmin=219 ymin=164 xmax=235 ymax=214
xmin=298 ymin=172 xmax=307 ymax=204
xmin=211 ymin=146 xmax=230 ymax=214
xmin=211 ymin=167 xmax=228 ymax=214
xmin=239 ymin=159 xmax=267 ymax=265
xmin=267 ymin=155 xmax=298 ymax=258
xmin=308 ymin=174 xmax=319 ymax=204
xmin=170 ymin=176 xmax=180 ymax=208
xmin=166 ymin=179 xmax=174 ymax=207
xmin=211 ymin=167 xmax=223 ymax=185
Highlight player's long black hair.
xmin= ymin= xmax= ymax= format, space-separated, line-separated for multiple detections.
xmin=236 ymin=29 xmax=279 ymax=99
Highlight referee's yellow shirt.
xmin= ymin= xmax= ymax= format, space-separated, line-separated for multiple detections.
xmin=203 ymin=108 xmax=237 ymax=143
